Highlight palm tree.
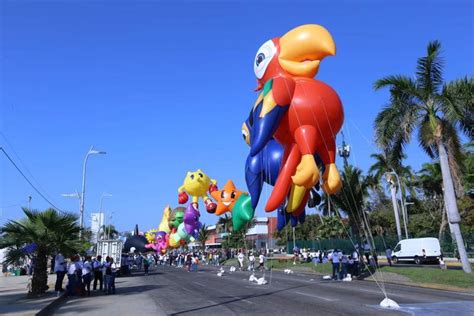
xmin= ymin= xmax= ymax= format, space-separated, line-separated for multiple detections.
xmin=368 ymin=151 xmax=414 ymax=240
xmin=416 ymin=162 xmax=451 ymax=241
xmin=197 ymin=224 xmax=210 ymax=249
xmin=0 ymin=208 xmax=83 ymax=295
xmin=374 ymin=41 xmax=473 ymax=272
xmin=98 ymin=224 xmax=118 ymax=240
xmin=317 ymin=216 xmax=345 ymax=239
xmin=331 ymin=165 xmax=370 ymax=246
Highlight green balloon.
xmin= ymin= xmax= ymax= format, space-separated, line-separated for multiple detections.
xmin=232 ymin=194 xmax=254 ymax=231
xmin=177 ymin=223 xmax=188 ymax=239
xmin=169 ymin=207 xmax=185 ymax=229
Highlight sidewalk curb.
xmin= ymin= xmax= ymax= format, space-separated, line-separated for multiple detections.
xmin=271 ymin=267 xmax=474 ymax=293
xmin=36 ymin=293 xmax=67 ymax=316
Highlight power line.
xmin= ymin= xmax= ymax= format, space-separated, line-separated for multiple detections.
xmin=0 ymin=131 xmax=62 ymax=207
xmin=0 ymin=147 xmax=65 ymax=213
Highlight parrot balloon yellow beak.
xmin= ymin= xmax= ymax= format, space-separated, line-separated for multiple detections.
xmin=278 ymin=24 xmax=336 ymax=78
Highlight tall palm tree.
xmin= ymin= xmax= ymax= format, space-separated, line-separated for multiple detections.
xmin=98 ymin=224 xmax=118 ymax=240
xmin=0 ymin=208 xmax=83 ymax=295
xmin=197 ymin=224 xmax=210 ymax=249
xmin=331 ymin=165 xmax=370 ymax=246
xmin=416 ymin=161 xmax=448 ymax=240
xmin=368 ymin=151 xmax=414 ymax=240
xmin=374 ymin=41 xmax=473 ymax=273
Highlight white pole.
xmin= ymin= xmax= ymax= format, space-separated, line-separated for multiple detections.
xmin=392 ymin=171 xmax=409 ymax=239
xmin=80 ymin=146 xmax=93 ymax=232
xmin=386 ymin=174 xmax=402 ymax=241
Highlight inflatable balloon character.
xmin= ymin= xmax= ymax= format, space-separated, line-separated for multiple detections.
xmin=158 ymin=205 xmax=172 ymax=234
xmin=145 ymin=229 xmax=168 ymax=254
xmin=242 ymin=116 xmax=321 ymax=231
xmin=178 ymin=169 xmax=218 ymax=213
xmin=245 ymin=24 xmax=343 ymax=213
xmin=168 ymin=207 xmax=185 ymax=231
xmin=210 ymin=180 xmax=254 ymax=231
xmin=183 ymin=203 xmax=202 ymax=238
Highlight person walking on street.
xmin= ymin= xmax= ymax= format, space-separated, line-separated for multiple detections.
xmin=82 ymin=256 xmax=92 ymax=296
xmin=248 ymin=252 xmax=255 ymax=271
xmin=66 ymin=255 xmax=78 ymax=296
xmin=340 ymin=254 xmax=348 ymax=280
xmin=54 ymin=252 xmax=66 ymax=294
xmin=352 ymin=248 xmax=360 ymax=277
xmin=237 ymin=251 xmax=245 ymax=271
xmin=104 ymin=256 xmax=117 ymax=294
xmin=363 ymin=242 xmax=371 ymax=264
xmin=385 ymin=247 xmax=393 ymax=266
xmin=136 ymin=254 xmax=143 ymax=271
xmin=144 ymin=256 xmax=150 ymax=275
xmin=92 ymin=255 xmax=103 ymax=291
xmin=331 ymin=249 xmax=341 ymax=280
xmin=258 ymin=252 xmax=265 ymax=271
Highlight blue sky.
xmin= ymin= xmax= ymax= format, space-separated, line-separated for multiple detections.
xmin=1 ymin=0 xmax=473 ymax=232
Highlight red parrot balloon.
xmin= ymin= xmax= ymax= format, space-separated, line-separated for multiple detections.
xmin=245 ymin=24 xmax=344 ymax=212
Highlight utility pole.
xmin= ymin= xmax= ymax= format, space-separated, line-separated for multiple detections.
xmin=337 ymin=131 xmax=351 ymax=168
xmin=28 ymin=196 xmax=32 ymax=210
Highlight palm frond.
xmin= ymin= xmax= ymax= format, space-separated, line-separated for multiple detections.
xmin=440 ymin=76 xmax=474 ymax=139
xmin=418 ymin=115 xmax=438 ymax=158
xmin=416 ymin=40 xmax=444 ymax=98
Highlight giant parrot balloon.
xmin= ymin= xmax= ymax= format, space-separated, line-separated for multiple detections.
xmin=243 ymin=24 xmax=343 ymax=214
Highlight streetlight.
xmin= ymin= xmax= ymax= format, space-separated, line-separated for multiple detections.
xmin=98 ymin=193 xmax=112 ymax=241
xmin=62 ymin=192 xmax=81 ymax=211
xmin=107 ymin=211 xmax=115 ymax=240
xmin=79 ymin=146 xmax=106 ymax=232
xmin=385 ymin=171 xmax=409 ymax=239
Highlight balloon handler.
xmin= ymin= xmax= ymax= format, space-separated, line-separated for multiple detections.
xmin=178 ymin=169 xmax=218 ymax=213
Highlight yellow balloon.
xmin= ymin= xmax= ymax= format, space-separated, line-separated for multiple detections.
xmin=145 ymin=229 xmax=158 ymax=244
xmin=168 ymin=233 xmax=180 ymax=248
xmin=158 ymin=205 xmax=171 ymax=233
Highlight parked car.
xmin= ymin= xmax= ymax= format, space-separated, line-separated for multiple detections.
xmin=392 ymin=237 xmax=441 ymax=264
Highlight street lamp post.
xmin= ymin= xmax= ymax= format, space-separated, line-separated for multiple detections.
xmin=61 ymin=192 xmax=81 ymax=210
xmin=79 ymin=146 xmax=106 ymax=232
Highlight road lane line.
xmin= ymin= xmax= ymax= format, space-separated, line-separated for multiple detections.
xmin=193 ymin=282 xmax=206 ymax=287
xmin=294 ymin=291 xmax=338 ymax=302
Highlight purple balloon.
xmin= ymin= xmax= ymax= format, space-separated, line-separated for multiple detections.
xmin=184 ymin=203 xmax=201 ymax=235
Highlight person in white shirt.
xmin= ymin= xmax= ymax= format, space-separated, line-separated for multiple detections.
xmin=352 ymin=248 xmax=360 ymax=277
xmin=331 ymin=249 xmax=341 ymax=280
xmin=248 ymin=253 xmax=255 ymax=271
xmin=237 ymin=251 xmax=245 ymax=271
xmin=92 ymin=256 xmax=103 ymax=291
xmin=54 ymin=253 xmax=66 ymax=293
xmin=82 ymin=256 xmax=93 ymax=296
xmin=66 ymin=255 xmax=78 ymax=295
xmin=104 ymin=256 xmax=117 ymax=294
xmin=258 ymin=253 xmax=265 ymax=271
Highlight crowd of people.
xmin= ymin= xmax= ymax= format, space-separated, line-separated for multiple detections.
xmin=53 ymin=253 xmax=119 ymax=296
xmin=291 ymin=243 xmax=391 ymax=281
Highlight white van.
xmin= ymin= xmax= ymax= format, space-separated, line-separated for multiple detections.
xmin=392 ymin=237 xmax=441 ymax=264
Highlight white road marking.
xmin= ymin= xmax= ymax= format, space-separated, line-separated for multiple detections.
xmin=294 ymin=291 xmax=338 ymax=302
xmin=193 ymin=281 xmax=206 ymax=287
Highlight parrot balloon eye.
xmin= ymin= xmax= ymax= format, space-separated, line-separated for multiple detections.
xmin=254 ymin=40 xmax=276 ymax=79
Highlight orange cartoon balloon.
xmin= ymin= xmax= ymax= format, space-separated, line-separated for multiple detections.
xmin=211 ymin=180 xmax=243 ymax=216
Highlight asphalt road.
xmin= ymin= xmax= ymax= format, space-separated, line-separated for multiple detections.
xmin=53 ymin=265 xmax=474 ymax=316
